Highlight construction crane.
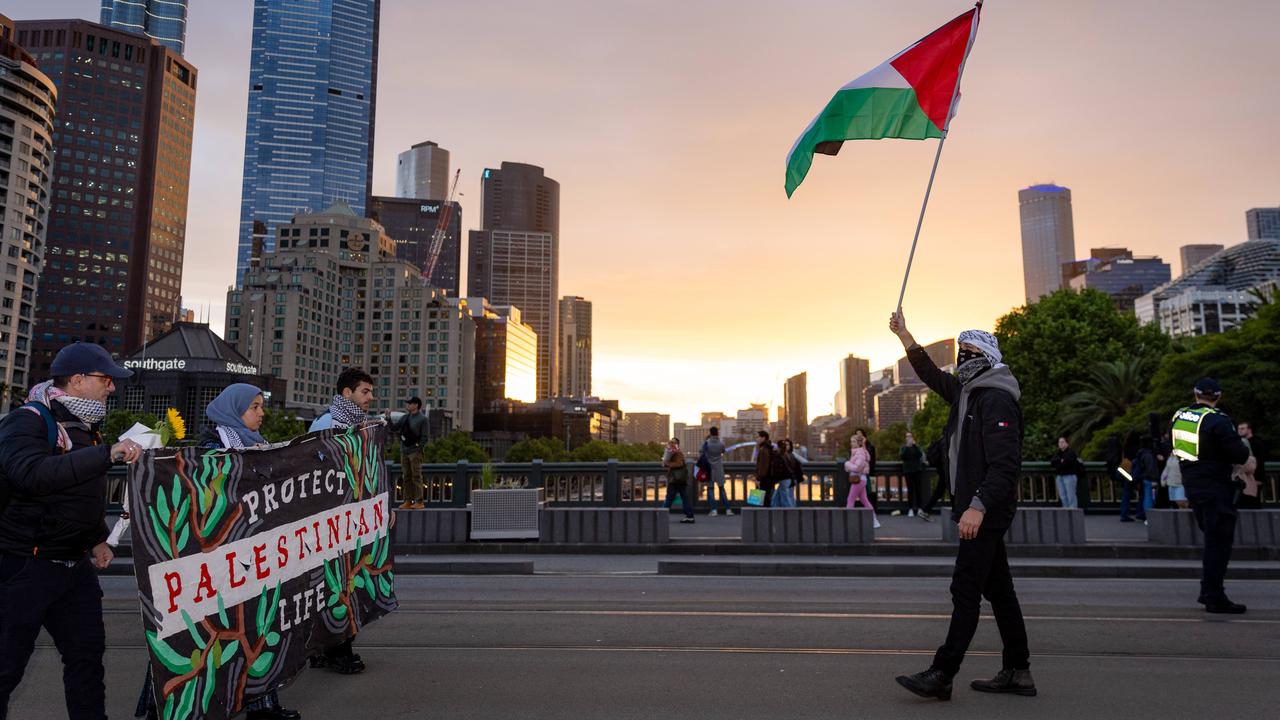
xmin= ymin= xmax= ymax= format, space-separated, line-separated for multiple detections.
xmin=422 ymin=169 xmax=461 ymax=286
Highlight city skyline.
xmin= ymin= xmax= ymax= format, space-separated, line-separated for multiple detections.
xmin=7 ymin=0 xmax=1279 ymax=425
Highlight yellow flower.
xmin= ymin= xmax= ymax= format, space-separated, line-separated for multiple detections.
xmin=167 ymin=408 xmax=186 ymax=440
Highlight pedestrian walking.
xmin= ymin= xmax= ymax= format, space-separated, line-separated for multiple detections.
xmin=1049 ymin=437 xmax=1080 ymax=509
xmin=1173 ymin=378 xmax=1252 ymax=613
xmin=701 ymin=427 xmax=733 ymax=516
xmin=1235 ymin=422 xmax=1267 ymax=509
xmin=856 ymin=428 xmax=880 ymax=510
xmin=917 ymin=438 xmax=949 ymax=522
xmin=1162 ymin=453 xmax=1188 ymax=509
xmin=1110 ymin=434 xmax=1139 ymax=522
xmin=898 ymin=432 xmax=925 ymax=517
xmin=389 ymin=396 xmax=429 ymax=510
xmin=843 ymin=435 xmax=880 ymax=528
xmin=774 ymin=439 xmax=800 ymax=508
xmin=307 ymin=368 xmax=374 ymax=675
xmin=0 ymin=342 xmax=143 ymax=720
xmin=663 ymin=438 xmax=695 ymax=523
xmin=1133 ymin=436 xmax=1159 ymax=522
xmin=890 ymin=312 xmax=1034 ymax=702
xmin=754 ymin=431 xmax=778 ymax=507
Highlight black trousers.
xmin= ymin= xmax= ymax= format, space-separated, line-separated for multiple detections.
xmin=0 ymin=556 xmax=106 ymax=720
xmin=932 ymin=527 xmax=1030 ymax=678
xmin=1187 ymin=484 xmax=1238 ymax=601
xmin=904 ymin=472 xmax=924 ymax=512
xmin=922 ymin=474 xmax=947 ymax=514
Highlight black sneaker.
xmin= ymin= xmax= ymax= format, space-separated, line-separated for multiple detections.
xmin=679 ymin=517 xmax=695 ymax=524
xmin=918 ymin=510 xmax=933 ymax=522
xmin=895 ymin=669 xmax=952 ymax=701
xmin=971 ymin=668 xmax=1037 ymax=696
xmin=1204 ymin=598 xmax=1247 ymax=614
xmin=310 ymin=652 xmax=366 ymax=675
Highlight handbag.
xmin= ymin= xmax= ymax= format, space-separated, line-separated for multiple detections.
xmin=669 ymin=465 xmax=689 ymax=485
xmin=747 ymin=488 xmax=765 ymax=506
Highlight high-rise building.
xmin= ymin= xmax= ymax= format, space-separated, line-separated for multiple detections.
xmin=558 ymin=295 xmax=591 ymax=398
xmin=0 ymin=16 xmax=57 ymax=411
xmin=896 ymin=339 xmax=956 ymax=385
xmin=835 ymin=355 xmax=869 ymax=426
xmin=1135 ymin=239 xmax=1280 ymax=338
xmin=468 ymin=162 xmax=560 ymax=398
xmin=1066 ymin=250 xmax=1171 ymax=312
xmin=99 ymin=0 xmax=188 ymax=55
xmin=864 ymin=367 xmax=893 ymax=430
xmin=469 ymin=229 xmax=557 ymax=399
xmin=1180 ymin=244 xmax=1224 ymax=275
xmin=16 ymin=19 xmax=197 ymax=376
xmin=395 ymin=140 xmax=449 ymax=201
xmin=736 ymin=404 xmax=769 ymax=438
xmin=366 ymin=196 xmax=461 ymax=294
xmin=622 ymin=412 xmax=670 ymax=445
xmin=469 ymin=299 xmax=537 ymax=416
xmin=225 ymin=203 xmax=476 ymax=427
xmin=1246 ymin=207 xmax=1280 ymax=241
xmin=874 ymin=384 xmax=930 ymax=431
xmin=235 ymin=0 xmax=381 ymax=285
xmin=783 ymin=372 xmax=808 ymax=443
xmin=1019 ymin=183 xmax=1076 ymax=302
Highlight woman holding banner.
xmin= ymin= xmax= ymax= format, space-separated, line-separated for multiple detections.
xmin=135 ymin=383 xmax=301 ymax=720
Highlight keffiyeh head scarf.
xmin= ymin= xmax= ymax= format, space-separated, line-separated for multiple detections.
xmin=206 ymin=383 xmax=267 ymax=449
xmin=956 ymin=329 xmax=1003 ymax=385
xmin=328 ymin=394 xmax=367 ymax=429
xmin=27 ymin=379 xmax=107 ymax=425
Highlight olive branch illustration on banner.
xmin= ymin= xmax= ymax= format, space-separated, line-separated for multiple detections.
xmin=322 ymin=529 xmax=394 ymax=631
xmin=144 ymin=584 xmax=283 ymax=720
xmin=148 ymin=453 xmax=243 ymax=559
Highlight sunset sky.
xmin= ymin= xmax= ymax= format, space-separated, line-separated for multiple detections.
xmin=11 ymin=0 xmax=1280 ymax=426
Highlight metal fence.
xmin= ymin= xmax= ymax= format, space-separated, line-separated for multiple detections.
xmin=105 ymin=461 xmax=1279 ymax=512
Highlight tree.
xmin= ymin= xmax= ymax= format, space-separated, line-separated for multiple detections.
xmin=504 ymin=436 xmax=570 ymax=462
xmin=260 ymin=408 xmax=307 ymax=443
xmin=872 ymin=422 xmax=908 ymax=456
xmin=569 ymin=440 xmax=621 ymax=462
xmin=994 ymin=288 xmax=1170 ymax=458
xmin=908 ymin=391 xmax=948 ymax=448
xmin=421 ymin=432 xmax=489 ymax=463
xmin=1058 ymin=358 xmax=1148 ymax=446
xmin=1089 ymin=300 xmax=1280 ymax=457
xmin=101 ymin=410 xmax=159 ymax=445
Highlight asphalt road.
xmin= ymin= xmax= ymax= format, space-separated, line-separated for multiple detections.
xmin=8 ymin=571 xmax=1280 ymax=719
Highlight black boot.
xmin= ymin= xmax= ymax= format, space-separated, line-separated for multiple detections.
xmin=971 ymin=668 xmax=1037 ymax=696
xmin=1204 ymin=597 xmax=1246 ymax=614
xmin=895 ymin=669 xmax=952 ymax=701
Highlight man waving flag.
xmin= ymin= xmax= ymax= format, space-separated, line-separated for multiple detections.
xmin=785 ymin=4 xmax=982 ymax=198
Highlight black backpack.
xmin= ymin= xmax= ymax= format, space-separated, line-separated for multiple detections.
xmin=0 ymin=402 xmax=60 ymax=514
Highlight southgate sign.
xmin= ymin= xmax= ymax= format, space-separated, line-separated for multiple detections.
xmin=124 ymin=357 xmax=260 ymax=375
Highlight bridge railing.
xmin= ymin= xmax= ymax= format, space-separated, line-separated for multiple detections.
xmin=107 ymin=461 xmax=1278 ymax=511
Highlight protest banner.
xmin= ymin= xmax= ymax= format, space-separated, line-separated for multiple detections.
xmin=128 ymin=422 xmax=397 ymax=720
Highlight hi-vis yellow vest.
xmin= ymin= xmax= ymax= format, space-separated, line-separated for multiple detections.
xmin=1171 ymin=406 xmax=1219 ymax=462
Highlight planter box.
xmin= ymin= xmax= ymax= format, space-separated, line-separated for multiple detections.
xmin=394 ymin=508 xmax=469 ymax=544
xmin=1148 ymin=509 xmax=1280 ymax=547
xmin=740 ymin=507 xmax=875 ymax=544
xmin=942 ymin=508 xmax=1086 ymax=544
xmin=540 ymin=508 xmax=669 ymax=544
xmin=470 ymin=488 xmax=544 ymax=540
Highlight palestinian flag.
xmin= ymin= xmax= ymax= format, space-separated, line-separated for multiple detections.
xmin=785 ymin=5 xmax=981 ymax=198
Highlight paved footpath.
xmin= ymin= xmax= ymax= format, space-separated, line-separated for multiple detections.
xmin=9 ymin=565 xmax=1280 ymax=719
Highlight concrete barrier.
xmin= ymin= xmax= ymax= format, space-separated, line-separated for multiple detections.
xmin=740 ymin=508 xmax=875 ymax=544
xmin=1148 ymin=509 xmax=1280 ymax=547
xmin=539 ymin=508 xmax=670 ymax=544
xmin=942 ymin=508 xmax=1086 ymax=544
xmin=393 ymin=508 xmax=469 ymax=544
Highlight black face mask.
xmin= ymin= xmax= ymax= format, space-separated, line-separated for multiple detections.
xmin=957 ymin=346 xmax=984 ymax=366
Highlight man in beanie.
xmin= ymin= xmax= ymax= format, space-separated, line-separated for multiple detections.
xmin=1172 ymin=377 xmax=1251 ymax=613
xmin=888 ymin=313 xmax=1034 ymax=702
xmin=0 ymin=342 xmax=144 ymax=719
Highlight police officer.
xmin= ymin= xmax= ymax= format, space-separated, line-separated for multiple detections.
xmin=1172 ymin=377 xmax=1252 ymax=614
xmin=0 ymin=343 xmax=142 ymax=719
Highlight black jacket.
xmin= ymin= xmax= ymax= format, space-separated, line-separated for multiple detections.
xmin=908 ymin=345 xmax=1023 ymax=530
xmin=900 ymin=444 xmax=925 ymax=474
xmin=1050 ymin=448 xmax=1080 ymax=475
xmin=0 ymin=402 xmax=114 ymax=559
xmin=1178 ymin=404 xmax=1250 ymax=490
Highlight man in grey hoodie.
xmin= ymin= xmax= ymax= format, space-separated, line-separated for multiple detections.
xmin=701 ymin=427 xmax=733 ymax=516
xmin=889 ymin=312 xmax=1034 ymax=702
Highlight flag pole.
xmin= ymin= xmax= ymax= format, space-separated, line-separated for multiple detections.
xmin=896 ymin=0 xmax=983 ymax=312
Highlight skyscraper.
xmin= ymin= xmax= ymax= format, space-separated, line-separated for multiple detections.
xmin=1246 ymin=206 xmax=1280 ymax=240
xmin=558 ymin=296 xmax=591 ymax=398
xmin=469 ymin=299 xmax=537 ymax=415
xmin=1019 ymin=183 xmax=1076 ymax=302
xmin=99 ymin=0 xmax=188 ymax=55
xmin=0 ymin=16 xmax=57 ymax=411
xmin=235 ymin=0 xmax=381 ymax=284
xmin=784 ymin=372 xmax=808 ymax=444
xmin=1066 ymin=249 xmax=1171 ymax=312
xmin=835 ymin=355 xmax=869 ymax=426
xmin=468 ymin=162 xmax=561 ymax=398
xmin=367 ymin=195 xmax=462 ymax=294
xmin=16 ymin=19 xmax=197 ymax=374
xmin=1179 ymin=244 xmax=1224 ymax=275
xmin=395 ymin=140 xmax=449 ymax=201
